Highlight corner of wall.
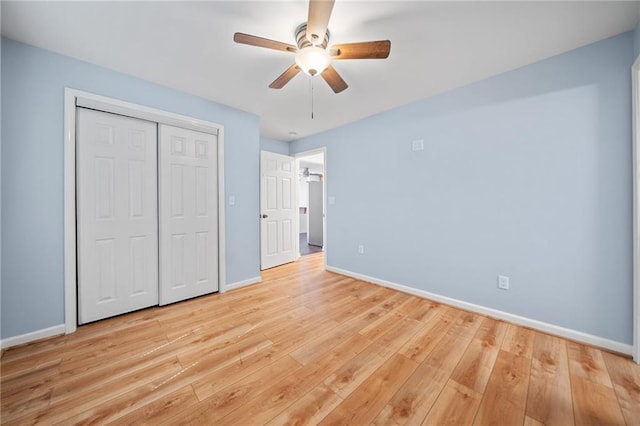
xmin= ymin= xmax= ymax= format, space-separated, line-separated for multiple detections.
xmin=633 ymin=21 xmax=640 ymax=61
xmin=0 ymin=35 xmax=3 ymax=340
xmin=260 ymin=136 xmax=290 ymax=156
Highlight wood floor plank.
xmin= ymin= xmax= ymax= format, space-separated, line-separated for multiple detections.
xmin=3 ymin=357 xmax=182 ymax=425
xmin=566 ymin=342 xmax=626 ymax=424
xmin=39 ymin=320 xmax=251 ymax=415
xmin=2 ymin=252 xmax=637 ymax=425
xmin=372 ymin=361 xmax=445 ymax=426
xmin=397 ymin=307 xmax=459 ymax=363
xmin=373 ymin=309 xmax=482 ymax=426
xmin=58 ymin=329 xmax=170 ymax=374
xmin=422 ymin=380 xmax=482 ymax=425
xmin=566 ymin=341 xmax=614 ymax=388
xmin=357 ymin=308 xmax=406 ymax=341
xmin=0 ymin=364 xmax=60 ymax=408
xmin=289 ymin=303 xmax=389 ymax=365
xmin=0 ymin=350 xmax=63 ymax=381
xmin=265 ymin=384 xmax=343 ymax=426
xmin=217 ymin=350 xmax=359 ymax=424
xmin=378 ymin=291 xmax=412 ymax=311
xmin=175 ymin=324 xmax=271 ymax=366
xmin=319 ymin=354 xmax=419 ymax=425
xmin=418 ymin=312 xmax=483 ymax=371
xmin=59 ymin=382 xmax=198 ymax=425
xmin=106 ymin=385 xmax=199 ymax=425
xmin=0 ymin=335 xmax=66 ymax=363
xmin=602 ymin=350 xmax=640 ymax=425
xmin=373 ymin=317 xmax=424 ymax=358
xmin=324 ymin=317 xmax=422 ymax=398
xmin=396 ymin=297 xmax=443 ymax=324
xmin=162 ymin=355 xmax=303 ymax=424
xmin=570 ymin=376 xmax=626 ymax=425
xmin=473 ymin=350 xmax=531 ymax=426
xmin=191 ymin=344 xmax=284 ymax=401
xmin=525 ymin=333 xmax=574 ymax=426
xmin=450 ymin=317 xmax=508 ymax=393
xmin=524 ymin=415 xmax=545 ymax=426
xmin=501 ymin=323 xmax=535 ymax=359
xmin=0 ymin=386 xmax=53 ymax=424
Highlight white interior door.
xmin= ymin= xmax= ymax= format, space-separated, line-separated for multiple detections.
xmin=76 ymin=108 xmax=159 ymax=324
xmin=261 ymin=151 xmax=296 ymax=269
xmin=159 ymin=124 xmax=219 ymax=305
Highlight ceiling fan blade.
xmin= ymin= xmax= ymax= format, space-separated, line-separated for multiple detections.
xmin=330 ymin=40 xmax=391 ymax=59
xmin=233 ymin=33 xmax=297 ymax=53
xmin=269 ymin=64 xmax=301 ymax=89
xmin=307 ymin=0 xmax=335 ymax=45
xmin=321 ymin=65 xmax=348 ymax=93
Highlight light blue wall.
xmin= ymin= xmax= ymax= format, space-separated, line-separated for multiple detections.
xmin=260 ymin=137 xmax=290 ymax=155
xmin=291 ymin=33 xmax=634 ymax=344
xmin=1 ymin=38 xmax=261 ymax=339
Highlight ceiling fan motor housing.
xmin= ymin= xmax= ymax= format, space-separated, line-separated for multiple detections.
xmin=296 ymin=23 xmax=330 ymax=49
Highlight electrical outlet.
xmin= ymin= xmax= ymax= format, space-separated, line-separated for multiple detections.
xmin=328 ymin=196 xmax=336 ymax=205
xmin=412 ymin=139 xmax=424 ymax=151
xmin=358 ymin=245 xmax=365 ymax=254
xmin=498 ymin=275 xmax=510 ymax=290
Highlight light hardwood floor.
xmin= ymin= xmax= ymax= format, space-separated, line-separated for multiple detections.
xmin=2 ymin=252 xmax=639 ymax=425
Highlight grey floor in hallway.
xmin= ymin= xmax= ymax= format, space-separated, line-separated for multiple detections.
xmin=299 ymin=233 xmax=322 ymax=256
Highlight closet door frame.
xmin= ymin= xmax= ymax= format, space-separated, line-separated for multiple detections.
xmin=63 ymin=88 xmax=226 ymax=334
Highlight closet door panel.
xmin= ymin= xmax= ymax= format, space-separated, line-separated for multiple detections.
xmin=77 ymin=108 xmax=159 ymax=324
xmin=159 ymin=125 xmax=218 ymax=305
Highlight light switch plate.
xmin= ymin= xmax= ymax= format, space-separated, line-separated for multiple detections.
xmin=328 ymin=196 xmax=335 ymax=205
xmin=229 ymin=195 xmax=235 ymax=206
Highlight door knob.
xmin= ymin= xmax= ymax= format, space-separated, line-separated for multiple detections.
xmin=261 ymin=214 xmax=268 ymax=218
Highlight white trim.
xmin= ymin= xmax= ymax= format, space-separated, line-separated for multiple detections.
xmin=295 ymin=159 xmax=300 ymax=261
xmin=632 ymin=58 xmax=640 ymax=363
xmin=294 ymin=147 xmax=328 ymax=271
xmin=326 ymin=265 xmax=633 ymax=356
xmin=218 ymin=127 xmax=227 ymax=293
xmin=225 ymin=276 xmax=262 ymax=291
xmin=64 ymin=90 xmax=78 ymax=334
xmin=64 ymin=88 xmax=226 ymax=336
xmin=75 ymin=94 xmax=219 ymax=135
xmin=1 ymin=325 xmax=65 ymax=349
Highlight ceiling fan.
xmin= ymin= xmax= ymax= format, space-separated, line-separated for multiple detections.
xmin=233 ymin=0 xmax=391 ymax=94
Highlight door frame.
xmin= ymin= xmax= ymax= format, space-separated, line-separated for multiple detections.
xmin=63 ymin=88 xmax=226 ymax=334
xmin=632 ymin=59 xmax=640 ymax=363
xmin=294 ymin=147 xmax=327 ymax=270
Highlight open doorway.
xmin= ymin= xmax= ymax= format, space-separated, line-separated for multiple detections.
xmin=295 ymin=150 xmax=326 ymax=258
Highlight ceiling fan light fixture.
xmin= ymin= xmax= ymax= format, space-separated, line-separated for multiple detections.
xmin=295 ymin=46 xmax=331 ymax=76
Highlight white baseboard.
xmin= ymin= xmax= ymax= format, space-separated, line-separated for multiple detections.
xmin=226 ymin=276 xmax=262 ymax=291
xmin=0 ymin=324 xmax=66 ymax=350
xmin=326 ymin=265 xmax=633 ymax=356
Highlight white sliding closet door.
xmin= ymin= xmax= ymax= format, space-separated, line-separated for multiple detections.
xmin=77 ymin=108 xmax=159 ymax=324
xmin=159 ymin=124 xmax=219 ymax=305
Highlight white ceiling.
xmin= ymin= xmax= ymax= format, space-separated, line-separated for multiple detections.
xmin=2 ymin=1 xmax=639 ymax=142
xmin=299 ymin=153 xmax=325 ymax=170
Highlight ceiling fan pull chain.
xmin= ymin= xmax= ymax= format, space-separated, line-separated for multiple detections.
xmin=311 ymin=77 xmax=315 ymax=119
